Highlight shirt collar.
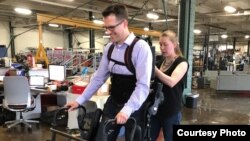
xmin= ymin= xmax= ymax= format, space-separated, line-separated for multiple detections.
xmin=124 ymin=32 xmax=136 ymax=46
xmin=114 ymin=32 xmax=136 ymax=47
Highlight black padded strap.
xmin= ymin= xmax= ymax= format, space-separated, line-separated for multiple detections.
xmin=107 ymin=37 xmax=140 ymax=74
xmin=107 ymin=44 xmax=115 ymax=61
xmin=107 ymin=44 xmax=127 ymax=67
xmin=124 ymin=37 xmax=139 ymax=74
xmin=109 ymin=58 xmax=126 ymax=66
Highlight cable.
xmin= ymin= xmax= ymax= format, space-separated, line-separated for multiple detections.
xmin=128 ymin=0 xmax=150 ymax=24
xmin=44 ymin=0 xmax=94 ymax=24
xmin=3 ymin=27 xmax=37 ymax=57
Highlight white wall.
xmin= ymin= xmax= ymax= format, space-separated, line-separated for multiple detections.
xmin=0 ymin=21 xmax=68 ymax=57
xmin=73 ymin=30 xmax=109 ymax=53
xmin=14 ymin=28 xmax=68 ymax=53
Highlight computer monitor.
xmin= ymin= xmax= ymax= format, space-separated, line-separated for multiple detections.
xmin=48 ymin=65 xmax=66 ymax=81
xmin=29 ymin=76 xmax=45 ymax=87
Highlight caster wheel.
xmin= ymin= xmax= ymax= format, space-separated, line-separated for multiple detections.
xmin=21 ymin=123 xmax=25 ymax=128
xmin=3 ymin=124 xmax=7 ymax=128
xmin=28 ymin=127 xmax=32 ymax=133
xmin=36 ymin=124 xmax=40 ymax=129
xmin=6 ymin=127 xmax=11 ymax=133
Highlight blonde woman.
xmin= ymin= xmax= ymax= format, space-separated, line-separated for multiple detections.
xmin=151 ymin=30 xmax=188 ymax=141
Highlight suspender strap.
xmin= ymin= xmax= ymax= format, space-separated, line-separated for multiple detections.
xmin=124 ymin=37 xmax=139 ymax=74
xmin=107 ymin=37 xmax=140 ymax=74
xmin=107 ymin=44 xmax=115 ymax=62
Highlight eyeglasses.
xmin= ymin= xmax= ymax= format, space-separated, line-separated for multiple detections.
xmin=103 ymin=20 xmax=124 ymax=31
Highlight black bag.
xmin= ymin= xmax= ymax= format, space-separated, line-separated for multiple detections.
xmin=40 ymin=107 xmax=68 ymax=126
xmin=0 ymin=108 xmax=16 ymax=126
xmin=78 ymin=106 xmax=102 ymax=141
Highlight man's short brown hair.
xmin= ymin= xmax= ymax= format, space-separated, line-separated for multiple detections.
xmin=102 ymin=4 xmax=128 ymax=21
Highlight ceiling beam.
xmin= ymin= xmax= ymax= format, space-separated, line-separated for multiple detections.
xmin=37 ymin=13 xmax=161 ymax=37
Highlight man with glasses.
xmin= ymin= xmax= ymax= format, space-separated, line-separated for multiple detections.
xmin=66 ymin=4 xmax=152 ymax=140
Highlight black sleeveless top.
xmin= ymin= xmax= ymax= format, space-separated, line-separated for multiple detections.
xmin=155 ymin=56 xmax=188 ymax=119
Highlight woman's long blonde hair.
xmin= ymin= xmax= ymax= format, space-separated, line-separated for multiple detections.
xmin=161 ymin=30 xmax=183 ymax=57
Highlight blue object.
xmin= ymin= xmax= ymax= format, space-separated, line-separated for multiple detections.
xmin=17 ymin=70 xmax=26 ymax=76
xmin=11 ymin=63 xmax=25 ymax=76
xmin=81 ymin=67 xmax=88 ymax=75
xmin=11 ymin=63 xmax=23 ymax=69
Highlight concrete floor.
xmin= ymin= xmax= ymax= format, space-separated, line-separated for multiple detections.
xmin=182 ymin=89 xmax=250 ymax=125
xmin=0 ymin=88 xmax=250 ymax=141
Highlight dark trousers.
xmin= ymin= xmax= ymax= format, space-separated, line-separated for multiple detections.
xmin=95 ymin=97 xmax=144 ymax=141
xmin=150 ymin=112 xmax=182 ymax=141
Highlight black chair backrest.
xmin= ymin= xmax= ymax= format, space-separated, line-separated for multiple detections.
xmin=78 ymin=102 xmax=102 ymax=141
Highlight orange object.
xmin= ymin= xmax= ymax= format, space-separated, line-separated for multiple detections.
xmin=71 ymin=85 xmax=86 ymax=94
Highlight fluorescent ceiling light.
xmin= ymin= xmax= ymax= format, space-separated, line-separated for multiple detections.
xmin=146 ymin=12 xmax=159 ymax=20
xmin=232 ymin=10 xmax=250 ymax=16
xmin=243 ymin=10 xmax=250 ymax=15
xmin=245 ymin=35 xmax=250 ymax=39
xmin=224 ymin=6 xmax=236 ymax=13
xmin=61 ymin=0 xmax=74 ymax=2
xmin=193 ymin=29 xmax=201 ymax=34
xmin=48 ymin=23 xmax=59 ymax=27
xmin=144 ymin=27 xmax=149 ymax=31
xmin=93 ymin=19 xmax=104 ymax=25
xmin=14 ymin=7 xmax=32 ymax=15
xmin=221 ymin=34 xmax=228 ymax=39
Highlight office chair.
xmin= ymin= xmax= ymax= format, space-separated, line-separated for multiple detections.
xmin=2 ymin=76 xmax=39 ymax=130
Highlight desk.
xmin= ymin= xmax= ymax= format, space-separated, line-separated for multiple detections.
xmin=21 ymin=88 xmax=67 ymax=120
xmin=66 ymin=93 xmax=109 ymax=129
xmin=23 ymin=88 xmax=109 ymax=129
xmin=20 ymin=88 xmax=51 ymax=120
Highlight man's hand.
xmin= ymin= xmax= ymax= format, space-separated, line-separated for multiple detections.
xmin=115 ymin=112 xmax=129 ymax=124
xmin=64 ymin=101 xmax=80 ymax=111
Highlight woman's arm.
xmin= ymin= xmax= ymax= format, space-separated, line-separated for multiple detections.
xmin=155 ymin=61 xmax=188 ymax=88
